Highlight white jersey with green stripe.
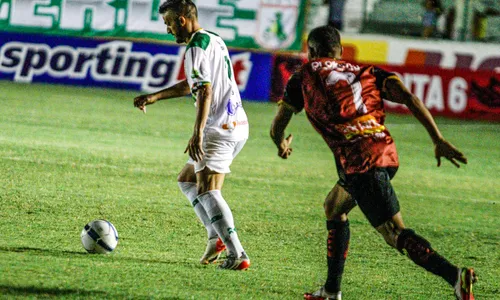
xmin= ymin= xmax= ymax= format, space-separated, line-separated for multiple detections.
xmin=184 ymin=29 xmax=249 ymax=141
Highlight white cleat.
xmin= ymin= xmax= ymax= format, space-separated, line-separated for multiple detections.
xmin=200 ymin=237 xmax=226 ymax=265
xmin=218 ymin=252 xmax=250 ymax=270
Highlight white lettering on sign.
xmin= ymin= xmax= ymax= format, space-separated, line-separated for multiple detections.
xmin=127 ymin=0 xmax=164 ymax=33
xmin=385 ymin=72 xmax=468 ymax=113
xmin=410 ymin=74 xmax=430 ymax=102
xmin=261 ymin=0 xmax=300 ymax=6
xmin=10 ymin=0 xmax=55 ymax=28
xmin=425 ymin=75 xmax=444 ymax=111
xmin=0 ymin=40 xmax=183 ymax=91
xmin=448 ymin=77 xmax=468 ymax=113
xmin=7 ymin=0 xmax=156 ymax=31
xmin=60 ymin=0 xmax=116 ymax=31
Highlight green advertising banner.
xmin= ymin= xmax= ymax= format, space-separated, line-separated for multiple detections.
xmin=0 ymin=0 xmax=307 ymax=51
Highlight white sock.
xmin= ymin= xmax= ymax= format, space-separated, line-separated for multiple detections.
xmin=197 ymin=190 xmax=245 ymax=257
xmin=177 ymin=182 xmax=217 ymax=239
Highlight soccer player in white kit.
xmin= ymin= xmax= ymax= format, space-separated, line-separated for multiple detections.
xmin=133 ymin=0 xmax=250 ymax=270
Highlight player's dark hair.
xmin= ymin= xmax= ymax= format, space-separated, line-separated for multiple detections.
xmin=307 ymin=25 xmax=342 ymax=58
xmin=158 ymin=0 xmax=198 ymax=19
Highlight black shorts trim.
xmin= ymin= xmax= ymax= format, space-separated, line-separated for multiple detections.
xmin=336 ymin=162 xmax=400 ymax=227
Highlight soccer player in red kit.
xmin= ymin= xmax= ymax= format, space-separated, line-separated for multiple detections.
xmin=270 ymin=25 xmax=476 ymax=300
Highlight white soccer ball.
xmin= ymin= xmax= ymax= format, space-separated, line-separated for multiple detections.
xmin=80 ymin=220 xmax=119 ymax=254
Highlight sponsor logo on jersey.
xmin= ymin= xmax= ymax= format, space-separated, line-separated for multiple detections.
xmin=335 ymin=115 xmax=387 ymax=140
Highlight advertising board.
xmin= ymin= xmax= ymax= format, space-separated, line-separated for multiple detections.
xmin=0 ymin=31 xmax=272 ymax=101
xmin=342 ymin=34 xmax=500 ymax=71
xmin=0 ymin=0 xmax=307 ymax=51
xmin=384 ymin=66 xmax=500 ymax=121
xmin=269 ymin=54 xmax=500 ymax=121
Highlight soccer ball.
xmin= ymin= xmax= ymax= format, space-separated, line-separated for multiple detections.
xmin=80 ymin=220 xmax=119 ymax=254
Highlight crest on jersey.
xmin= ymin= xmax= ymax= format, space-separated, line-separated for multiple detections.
xmin=256 ymin=1 xmax=298 ymax=50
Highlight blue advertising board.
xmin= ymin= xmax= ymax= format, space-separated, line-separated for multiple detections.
xmin=0 ymin=32 xmax=272 ymax=101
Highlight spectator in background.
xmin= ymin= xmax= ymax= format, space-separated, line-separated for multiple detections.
xmin=422 ymin=0 xmax=443 ymax=38
xmin=326 ymin=0 xmax=347 ymax=30
xmin=443 ymin=6 xmax=456 ymax=39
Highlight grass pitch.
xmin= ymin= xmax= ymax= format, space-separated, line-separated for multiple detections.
xmin=0 ymin=81 xmax=499 ymax=299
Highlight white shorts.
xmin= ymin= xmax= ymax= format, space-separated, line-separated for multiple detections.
xmin=187 ymin=139 xmax=247 ymax=174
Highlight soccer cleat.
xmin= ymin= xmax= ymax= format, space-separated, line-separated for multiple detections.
xmin=218 ymin=252 xmax=250 ymax=270
xmin=304 ymin=286 xmax=342 ymax=300
xmin=200 ymin=237 xmax=226 ymax=265
xmin=454 ymin=268 xmax=477 ymax=300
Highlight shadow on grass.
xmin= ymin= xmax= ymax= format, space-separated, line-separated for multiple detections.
xmin=0 ymin=285 xmax=183 ymax=299
xmin=0 ymin=246 xmax=197 ymax=268
xmin=0 ymin=285 xmax=107 ymax=298
xmin=0 ymin=246 xmax=86 ymax=256
xmin=0 ymin=285 xmax=184 ymax=299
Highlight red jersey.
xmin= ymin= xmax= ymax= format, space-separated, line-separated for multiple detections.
xmin=282 ymin=59 xmax=399 ymax=174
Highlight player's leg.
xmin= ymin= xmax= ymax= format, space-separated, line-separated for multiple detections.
xmin=353 ymin=168 xmax=457 ymax=281
xmin=353 ymin=168 xmax=476 ymax=298
xmin=195 ymin=139 xmax=249 ymax=270
xmin=325 ymin=184 xmax=355 ymax=292
xmin=304 ymin=183 xmax=356 ymax=300
xmin=372 ymin=211 xmax=404 ymax=247
xmin=177 ymin=163 xmax=224 ymax=264
xmin=177 ymin=163 xmax=217 ymax=239
xmin=376 ymin=213 xmax=459 ymax=283
xmin=377 ymin=215 xmax=477 ymax=299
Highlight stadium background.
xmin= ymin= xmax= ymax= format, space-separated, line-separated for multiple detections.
xmin=0 ymin=0 xmax=498 ymax=120
xmin=1 ymin=1 xmax=499 ymax=299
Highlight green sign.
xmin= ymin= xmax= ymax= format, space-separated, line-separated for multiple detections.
xmin=0 ymin=0 xmax=307 ymax=51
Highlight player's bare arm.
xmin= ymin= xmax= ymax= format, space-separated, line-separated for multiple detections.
xmin=133 ymin=79 xmax=190 ymax=112
xmin=270 ymin=103 xmax=294 ymax=159
xmin=384 ymin=77 xmax=467 ymax=168
xmin=185 ymin=84 xmax=212 ymax=162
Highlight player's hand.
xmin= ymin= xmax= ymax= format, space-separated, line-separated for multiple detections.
xmin=278 ymin=134 xmax=293 ymax=159
xmin=434 ymin=139 xmax=467 ymax=168
xmin=185 ymin=133 xmax=204 ymax=162
xmin=133 ymin=94 xmax=156 ymax=114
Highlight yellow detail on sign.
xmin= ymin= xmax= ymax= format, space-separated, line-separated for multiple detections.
xmin=341 ymin=39 xmax=389 ymax=65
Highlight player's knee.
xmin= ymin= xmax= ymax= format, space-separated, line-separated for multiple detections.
xmin=324 ymin=200 xmax=334 ymax=218
xmin=177 ymin=172 xmax=190 ymax=182
xmin=376 ymin=219 xmax=404 ymax=248
xmin=177 ymin=164 xmax=196 ymax=182
xmin=324 ymin=191 xmax=356 ymax=220
xmin=324 ymin=202 xmax=347 ymax=221
xmin=379 ymin=232 xmax=396 ymax=248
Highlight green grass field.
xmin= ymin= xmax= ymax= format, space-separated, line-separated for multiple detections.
xmin=0 ymin=81 xmax=499 ymax=299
